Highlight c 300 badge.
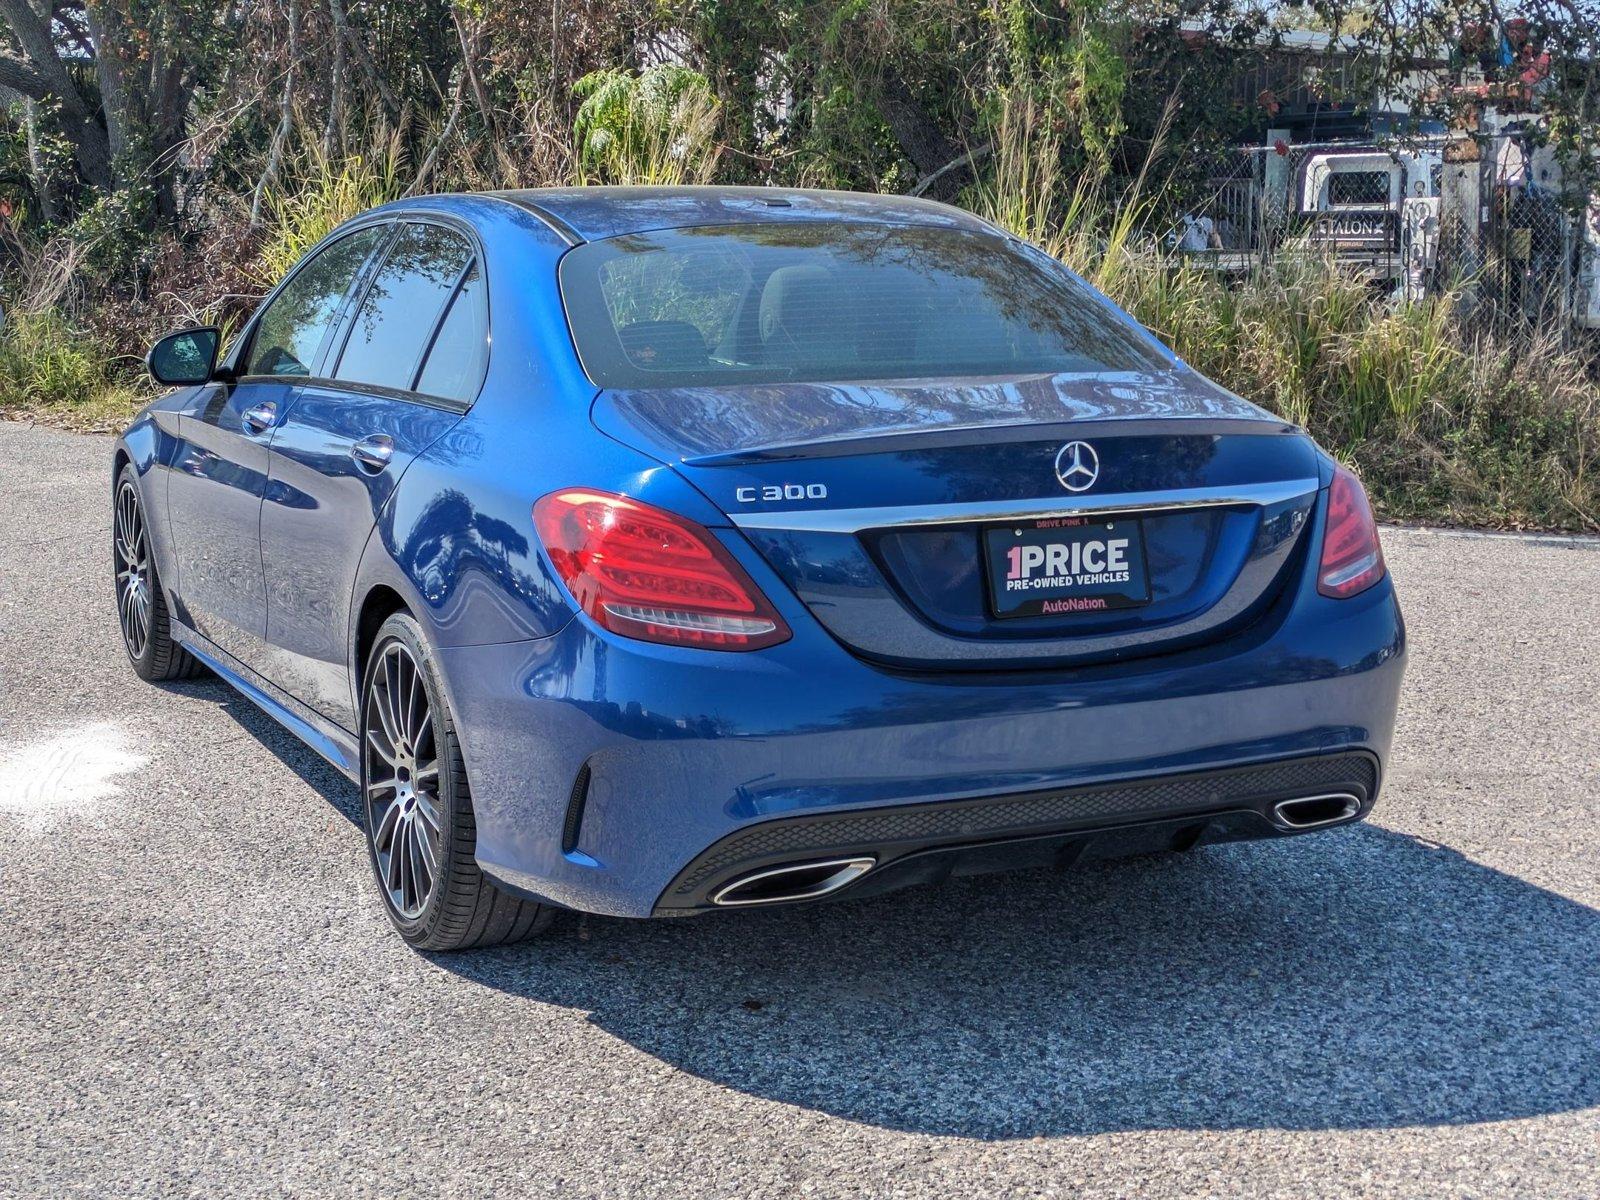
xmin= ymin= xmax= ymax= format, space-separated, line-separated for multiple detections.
xmin=735 ymin=483 xmax=828 ymax=503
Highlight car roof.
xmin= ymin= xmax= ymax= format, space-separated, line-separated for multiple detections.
xmin=467 ymin=186 xmax=996 ymax=244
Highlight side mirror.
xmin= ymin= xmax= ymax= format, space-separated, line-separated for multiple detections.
xmin=147 ymin=327 xmax=220 ymax=386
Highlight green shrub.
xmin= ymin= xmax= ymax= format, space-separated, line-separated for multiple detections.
xmin=572 ymin=66 xmax=722 ymax=185
xmin=0 ymin=308 xmax=117 ymax=410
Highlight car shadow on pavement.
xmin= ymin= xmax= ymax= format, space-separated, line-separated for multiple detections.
xmin=440 ymin=824 xmax=1600 ymax=1139
xmin=165 ymin=678 xmax=362 ymax=827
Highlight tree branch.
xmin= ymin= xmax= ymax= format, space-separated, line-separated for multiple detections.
xmin=329 ymin=0 xmax=402 ymax=124
xmin=0 ymin=54 xmax=54 ymax=100
xmin=411 ymin=74 xmax=465 ymax=195
xmin=909 ymin=142 xmax=992 ymax=198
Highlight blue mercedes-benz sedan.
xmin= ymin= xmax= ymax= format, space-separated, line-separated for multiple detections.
xmin=114 ymin=187 xmax=1404 ymax=949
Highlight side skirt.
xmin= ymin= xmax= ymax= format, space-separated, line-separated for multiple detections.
xmin=171 ymin=623 xmax=361 ymax=781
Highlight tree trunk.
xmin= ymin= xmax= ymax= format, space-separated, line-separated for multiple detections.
xmin=252 ymin=0 xmax=300 ymax=225
xmin=23 ymin=98 xmax=59 ymax=222
xmin=323 ymin=17 xmax=347 ymax=158
xmin=330 ymin=0 xmax=403 ymax=124
xmin=83 ymin=4 xmax=133 ymax=179
xmin=877 ymin=74 xmax=968 ymax=200
xmin=148 ymin=53 xmax=189 ymax=221
xmin=0 ymin=0 xmax=115 ymax=191
xmin=453 ymin=8 xmax=498 ymax=142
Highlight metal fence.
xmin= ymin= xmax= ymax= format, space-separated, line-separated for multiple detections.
xmin=1168 ymin=133 xmax=1599 ymax=344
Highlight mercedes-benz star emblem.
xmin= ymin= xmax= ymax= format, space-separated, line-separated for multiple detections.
xmin=1054 ymin=441 xmax=1099 ymax=492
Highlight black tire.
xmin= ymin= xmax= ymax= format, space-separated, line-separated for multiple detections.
xmin=114 ymin=464 xmax=205 ymax=682
xmin=360 ymin=611 xmax=553 ymax=951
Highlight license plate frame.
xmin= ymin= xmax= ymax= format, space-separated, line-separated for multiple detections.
xmin=982 ymin=515 xmax=1152 ymax=619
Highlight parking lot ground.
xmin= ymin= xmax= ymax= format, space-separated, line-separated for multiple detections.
xmin=2 ymin=419 xmax=1597 ymax=1198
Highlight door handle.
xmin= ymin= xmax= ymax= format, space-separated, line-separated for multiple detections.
xmin=241 ymin=400 xmax=277 ymax=434
xmin=349 ymin=434 xmax=395 ymax=473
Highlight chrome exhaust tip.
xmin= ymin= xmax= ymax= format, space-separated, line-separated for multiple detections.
xmin=710 ymin=858 xmax=876 ymax=907
xmin=1272 ymin=792 xmax=1362 ymax=830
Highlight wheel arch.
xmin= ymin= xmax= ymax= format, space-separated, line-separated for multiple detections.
xmin=353 ymin=584 xmax=411 ymax=694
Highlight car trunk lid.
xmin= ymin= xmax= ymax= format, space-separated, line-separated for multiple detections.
xmin=592 ymin=371 xmax=1324 ymax=669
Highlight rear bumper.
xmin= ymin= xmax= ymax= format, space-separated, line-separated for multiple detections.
xmin=434 ymin=567 xmax=1405 ymax=919
xmin=655 ymin=751 xmax=1379 ymax=912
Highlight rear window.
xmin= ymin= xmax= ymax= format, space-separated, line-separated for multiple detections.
xmin=558 ymin=222 xmax=1165 ymax=388
xmin=1327 ymin=171 xmax=1392 ymax=206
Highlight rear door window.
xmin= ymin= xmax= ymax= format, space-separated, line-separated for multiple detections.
xmin=333 ymin=223 xmax=475 ymax=393
xmin=414 ymin=263 xmax=488 ymax=404
xmin=246 ymin=227 xmax=387 ymax=378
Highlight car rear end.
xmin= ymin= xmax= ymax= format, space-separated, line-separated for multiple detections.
xmin=450 ymin=203 xmax=1405 ymax=918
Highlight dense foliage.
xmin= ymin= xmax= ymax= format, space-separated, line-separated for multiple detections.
xmin=0 ymin=0 xmax=1595 ymax=529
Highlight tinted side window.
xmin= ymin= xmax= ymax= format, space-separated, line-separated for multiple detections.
xmin=415 ymin=264 xmax=487 ymax=404
xmin=334 ymin=224 xmax=473 ymax=392
xmin=246 ymin=227 xmax=385 ymax=378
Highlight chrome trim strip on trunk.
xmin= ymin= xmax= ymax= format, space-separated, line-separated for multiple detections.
xmin=727 ymin=477 xmax=1322 ymax=534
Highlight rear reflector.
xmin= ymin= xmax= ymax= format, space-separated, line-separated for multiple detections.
xmin=1317 ymin=466 xmax=1386 ymax=599
xmin=533 ymin=489 xmax=791 ymax=650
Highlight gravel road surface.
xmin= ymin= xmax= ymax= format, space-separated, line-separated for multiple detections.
xmin=2 ymin=419 xmax=1597 ymax=1198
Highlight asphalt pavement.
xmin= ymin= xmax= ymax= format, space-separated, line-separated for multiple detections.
xmin=2 ymin=418 xmax=1597 ymax=1198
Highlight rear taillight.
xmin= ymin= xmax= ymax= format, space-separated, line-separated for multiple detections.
xmin=533 ymin=489 xmax=791 ymax=650
xmin=1317 ymin=465 xmax=1386 ymax=599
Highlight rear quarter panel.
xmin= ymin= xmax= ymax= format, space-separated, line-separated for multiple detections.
xmin=348 ymin=197 xmax=730 ymax=716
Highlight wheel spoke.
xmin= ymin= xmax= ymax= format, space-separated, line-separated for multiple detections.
xmin=384 ymin=650 xmax=404 ymax=731
xmin=402 ymin=661 xmax=422 ymax=746
xmin=401 ymin=821 xmax=418 ymax=908
xmin=396 ymin=655 xmax=416 ymax=747
xmin=373 ymin=796 xmax=400 ymax=845
xmin=408 ymin=822 xmax=430 ymax=896
xmin=385 ymin=832 xmax=406 ymax=894
xmin=373 ymin=687 xmax=403 ymax=757
xmin=376 ymin=657 xmax=405 ymax=753
xmin=416 ymin=820 xmax=438 ymax=877
xmin=365 ymin=723 xmax=399 ymax=766
xmin=412 ymin=791 xmax=442 ymax=838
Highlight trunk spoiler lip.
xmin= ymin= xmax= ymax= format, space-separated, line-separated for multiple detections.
xmin=593 ymin=368 xmax=1287 ymax=466
xmin=726 ymin=477 xmax=1322 ymax=534
xmin=681 ymin=415 xmax=1302 ymax=467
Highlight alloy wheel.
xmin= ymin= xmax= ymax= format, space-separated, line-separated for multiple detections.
xmin=363 ymin=641 xmax=444 ymax=919
xmin=114 ymin=481 xmax=153 ymax=660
